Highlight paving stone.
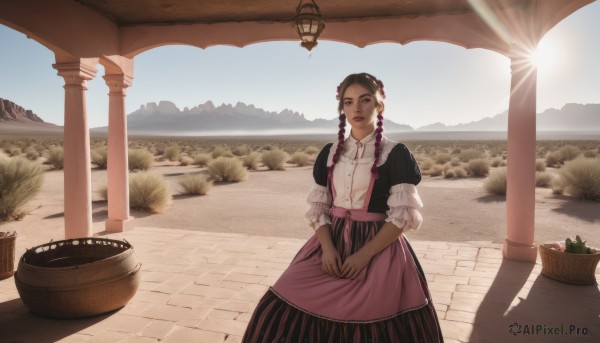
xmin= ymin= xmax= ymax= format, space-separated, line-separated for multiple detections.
xmin=215 ymin=300 xmax=256 ymax=313
xmin=235 ymin=312 xmax=252 ymax=323
xmin=433 ymin=275 xmax=470 ymax=285
xmin=162 ymin=326 xmax=225 ymax=343
xmin=224 ymin=335 xmax=243 ymax=343
xmin=182 ymin=284 xmax=239 ymax=299
xmin=439 ymin=319 xmax=475 ymax=342
xmin=198 ymin=318 xmax=248 ymax=336
xmin=446 ymin=310 xmax=477 ymax=324
xmin=206 ymin=309 xmax=240 ymax=320
xmin=223 ymin=273 xmax=266 ymax=284
xmin=139 ymin=320 xmax=177 ymax=340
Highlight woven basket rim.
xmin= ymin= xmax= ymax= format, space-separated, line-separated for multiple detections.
xmin=539 ymin=243 xmax=600 ymax=257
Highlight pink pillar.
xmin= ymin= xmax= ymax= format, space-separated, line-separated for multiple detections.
xmin=104 ymin=74 xmax=135 ymax=232
xmin=503 ymin=55 xmax=538 ymax=262
xmin=53 ymin=61 xmax=97 ymax=239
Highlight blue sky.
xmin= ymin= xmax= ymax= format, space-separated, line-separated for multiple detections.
xmin=0 ymin=2 xmax=599 ymax=129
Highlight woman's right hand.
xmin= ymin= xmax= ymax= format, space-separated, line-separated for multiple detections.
xmin=321 ymin=247 xmax=342 ymax=278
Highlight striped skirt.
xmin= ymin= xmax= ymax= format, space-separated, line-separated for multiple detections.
xmin=242 ymin=216 xmax=443 ymax=342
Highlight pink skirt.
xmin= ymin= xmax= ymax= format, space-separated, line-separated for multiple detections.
xmin=242 ymin=216 xmax=443 ymax=342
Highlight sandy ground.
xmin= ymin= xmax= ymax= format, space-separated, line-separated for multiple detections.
xmin=2 ymin=159 xmax=599 ymax=254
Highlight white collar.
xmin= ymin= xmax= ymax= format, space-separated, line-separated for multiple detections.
xmin=347 ymin=130 xmax=376 ymax=145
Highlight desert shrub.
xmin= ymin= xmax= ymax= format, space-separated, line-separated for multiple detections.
xmin=212 ymin=146 xmax=234 ymax=158
xmin=583 ymin=150 xmax=597 ymax=158
xmin=232 ymin=144 xmax=251 ymax=156
xmin=47 ymin=147 xmax=64 ymax=170
xmin=467 ymin=158 xmax=490 ymax=177
xmin=535 ymin=159 xmax=546 ymax=172
xmin=452 ymin=167 xmax=467 ymax=178
xmin=433 ymin=153 xmax=452 ymax=164
xmin=428 ymin=165 xmax=444 ymax=177
xmin=91 ymin=148 xmax=108 ymax=169
xmin=128 ymin=149 xmax=154 ymax=171
xmin=0 ymin=158 xmax=44 ymax=221
xmin=484 ymin=168 xmax=507 ymax=195
xmin=558 ymin=158 xmax=600 ymax=201
xmin=551 ymin=176 xmax=564 ymax=195
xmin=290 ymin=152 xmax=310 ymax=166
xmin=262 ymin=149 xmax=288 ymax=170
xmin=6 ymin=147 xmax=22 ymax=157
xmin=304 ymin=146 xmax=320 ymax=155
xmin=535 ymin=171 xmax=552 ymax=188
xmin=208 ymin=157 xmax=248 ymax=182
xmin=459 ymin=149 xmax=485 ymax=162
xmin=243 ymin=152 xmax=260 ymax=170
xmin=418 ymin=157 xmax=435 ymax=171
xmin=557 ymin=145 xmax=581 ymax=163
xmin=490 ymin=158 xmax=502 ymax=167
xmin=24 ymin=147 xmax=39 ymax=161
xmin=178 ymin=174 xmax=212 ymax=195
xmin=444 ymin=169 xmax=456 ymax=179
xmin=164 ymin=145 xmax=181 ymax=161
xmin=127 ymin=172 xmax=172 ymax=213
xmin=545 ymin=151 xmax=561 ymax=167
xmin=449 ymin=157 xmax=461 ymax=167
xmin=193 ymin=153 xmax=212 ymax=167
xmin=179 ymin=156 xmax=194 ymax=166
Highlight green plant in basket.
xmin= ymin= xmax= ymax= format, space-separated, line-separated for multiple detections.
xmin=565 ymin=235 xmax=597 ymax=254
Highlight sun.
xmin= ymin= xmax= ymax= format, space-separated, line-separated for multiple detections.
xmin=529 ymin=36 xmax=560 ymax=73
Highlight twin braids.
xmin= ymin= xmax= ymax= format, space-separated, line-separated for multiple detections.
xmin=328 ymin=73 xmax=386 ymax=183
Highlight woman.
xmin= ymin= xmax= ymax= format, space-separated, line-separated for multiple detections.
xmin=242 ymin=73 xmax=443 ymax=342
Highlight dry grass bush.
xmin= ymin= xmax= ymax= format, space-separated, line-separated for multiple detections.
xmin=164 ymin=145 xmax=181 ymax=161
xmin=213 ymin=146 xmax=234 ymax=158
xmin=91 ymin=148 xmax=108 ymax=169
xmin=24 ymin=147 xmax=39 ymax=161
xmin=428 ymin=165 xmax=444 ymax=177
xmin=459 ymin=149 xmax=485 ymax=162
xmin=304 ymin=146 xmax=320 ymax=155
xmin=558 ymin=158 xmax=600 ymax=201
xmin=179 ymin=156 xmax=194 ymax=166
xmin=545 ymin=151 xmax=561 ymax=167
xmin=128 ymin=149 xmax=154 ymax=171
xmin=129 ymin=172 xmax=172 ymax=213
xmin=467 ymin=158 xmax=490 ymax=177
xmin=450 ymin=157 xmax=461 ymax=166
xmin=535 ymin=159 xmax=546 ymax=172
xmin=535 ymin=171 xmax=552 ymax=188
xmin=193 ymin=153 xmax=212 ymax=167
xmin=444 ymin=169 xmax=456 ymax=179
xmin=178 ymin=174 xmax=212 ymax=195
xmin=452 ymin=167 xmax=467 ymax=178
xmin=208 ymin=157 xmax=248 ymax=182
xmin=47 ymin=147 xmax=64 ymax=170
xmin=583 ymin=150 xmax=597 ymax=158
xmin=261 ymin=149 xmax=289 ymax=170
xmin=557 ymin=145 xmax=581 ymax=163
xmin=232 ymin=144 xmax=251 ymax=156
xmin=6 ymin=147 xmax=22 ymax=157
xmin=0 ymin=158 xmax=44 ymax=221
xmin=290 ymin=152 xmax=310 ymax=166
xmin=484 ymin=168 xmax=507 ymax=195
xmin=418 ymin=157 xmax=435 ymax=171
xmin=490 ymin=158 xmax=502 ymax=167
xmin=434 ymin=153 xmax=452 ymax=164
xmin=243 ymin=152 xmax=260 ymax=170
xmin=551 ymin=176 xmax=564 ymax=195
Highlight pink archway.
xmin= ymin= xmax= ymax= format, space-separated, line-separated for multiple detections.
xmin=0 ymin=0 xmax=595 ymax=262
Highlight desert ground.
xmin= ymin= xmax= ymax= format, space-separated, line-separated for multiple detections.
xmin=1 ymin=134 xmax=599 ymax=256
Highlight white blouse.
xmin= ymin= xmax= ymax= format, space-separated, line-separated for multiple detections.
xmin=304 ymin=131 xmax=423 ymax=232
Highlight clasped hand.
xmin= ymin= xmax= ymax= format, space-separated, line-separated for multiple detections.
xmin=321 ymin=249 xmax=371 ymax=279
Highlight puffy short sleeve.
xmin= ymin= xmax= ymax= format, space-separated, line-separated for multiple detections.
xmin=304 ymin=143 xmax=333 ymax=230
xmin=385 ymin=144 xmax=423 ymax=232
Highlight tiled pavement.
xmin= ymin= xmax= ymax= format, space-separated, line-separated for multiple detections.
xmin=1 ymin=227 xmax=599 ymax=343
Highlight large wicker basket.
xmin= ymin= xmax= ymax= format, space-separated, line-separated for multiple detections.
xmin=539 ymin=243 xmax=600 ymax=285
xmin=14 ymin=237 xmax=141 ymax=318
xmin=0 ymin=232 xmax=17 ymax=280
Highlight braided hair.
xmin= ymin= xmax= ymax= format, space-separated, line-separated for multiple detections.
xmin=328 ymin=73 xmax=386 ymax=182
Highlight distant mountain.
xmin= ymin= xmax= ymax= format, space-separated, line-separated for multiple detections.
xmin=98 ymin=100 xmax=414 ymax=134
xmin=0 ymin=98 xmax=60 ymax=133
xmin=416 ymin=103 xmax=600 ymax=131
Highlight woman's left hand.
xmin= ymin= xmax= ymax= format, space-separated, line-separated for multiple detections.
xmin=341 ymin=251 xmax=372 ymax=279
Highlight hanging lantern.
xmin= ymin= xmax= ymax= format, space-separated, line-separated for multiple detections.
xmin=293 ymin=0 xmax=325 ymax=52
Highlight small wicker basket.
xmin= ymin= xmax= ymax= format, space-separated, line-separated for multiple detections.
xmin=539 ymin=243 xmax=600 ymax=285
xmin=0 ymin=232 xmax=17 ymax=280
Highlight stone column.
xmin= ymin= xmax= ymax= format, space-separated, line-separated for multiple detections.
xmin=53 ymin=61 xmax=97 ymax=239
xmin=104 ymin=74 xmax=134 ymax=232
xmin=503 ymin=55 xmax=538 ymax=262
